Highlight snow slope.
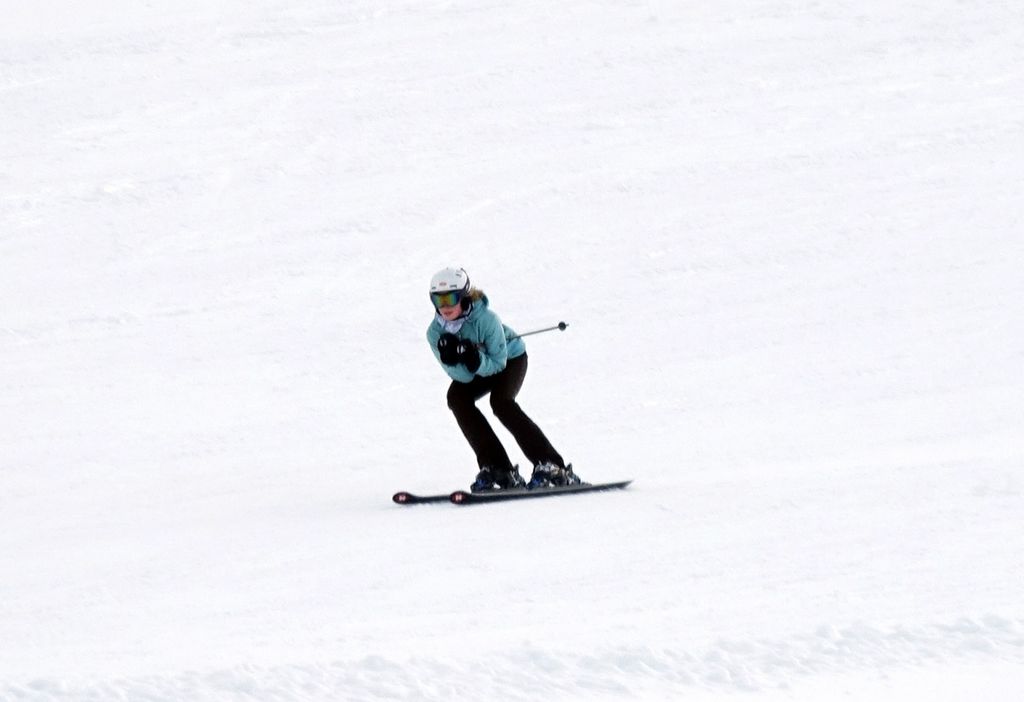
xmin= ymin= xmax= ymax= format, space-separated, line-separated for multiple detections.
xmin=2 ymin=0 xmax=1022 ymax=699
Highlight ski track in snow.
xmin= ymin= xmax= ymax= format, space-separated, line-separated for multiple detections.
xmin=4 ymin=617 xmax=1023 ymax=701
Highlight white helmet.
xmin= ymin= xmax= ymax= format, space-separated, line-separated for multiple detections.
xmin=429 ymin=267 xmax=470 ymax=295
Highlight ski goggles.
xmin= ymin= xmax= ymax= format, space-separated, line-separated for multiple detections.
xmin=431 ymin=291 xmax=463 ymax=308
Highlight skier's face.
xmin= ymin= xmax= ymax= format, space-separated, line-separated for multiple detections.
xmin=431 ymin=290 xmax=464 ymax=321
xmin=437 ymin=303 xmax=462 ymax=321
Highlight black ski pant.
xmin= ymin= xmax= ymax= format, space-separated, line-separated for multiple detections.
xmin=446 ymin=353 xmax=564 ymax=474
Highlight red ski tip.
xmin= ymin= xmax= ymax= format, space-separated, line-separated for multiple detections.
xmin=393 ymin=493 xmax=410 ymax=504
xmin=450 ymin=491 xmax=467 ymax=504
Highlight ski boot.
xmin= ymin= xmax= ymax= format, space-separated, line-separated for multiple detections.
xmin=470 ymin=465 xmax=526 ymax=492
xmin=526 ymin=462 xmax=582 ymax=490
xmin=497 ymin=465 xmax=526 ymax=490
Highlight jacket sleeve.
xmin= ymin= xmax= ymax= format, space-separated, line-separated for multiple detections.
xmin=473 ymin=309 xmax=510 ymax=377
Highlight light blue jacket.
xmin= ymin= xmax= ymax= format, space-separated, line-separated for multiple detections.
xmin=426 ymin=295 xmax=526 ymax=383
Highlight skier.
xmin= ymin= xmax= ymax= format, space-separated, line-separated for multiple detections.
xmin=426 ymin=267 xmax=581 ymax=492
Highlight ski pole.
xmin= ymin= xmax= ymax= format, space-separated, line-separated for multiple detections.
xmin=508 ymin=321 xmax=568 ymax=342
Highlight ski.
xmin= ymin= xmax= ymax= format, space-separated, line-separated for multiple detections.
xmin=392 ymin=491 xmax=453 ymax=505
xmin=449 ymin=479 xmax=632 ymax=505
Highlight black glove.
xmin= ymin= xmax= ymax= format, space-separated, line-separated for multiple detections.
xmin=456 ymin=340 xmax=481 ymax=373
xmin=437 ymin=333 xmax=459 ymax=366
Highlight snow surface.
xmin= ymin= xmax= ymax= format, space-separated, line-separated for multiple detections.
xmin=2 ymin=0 xmax=1023 ymax=700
